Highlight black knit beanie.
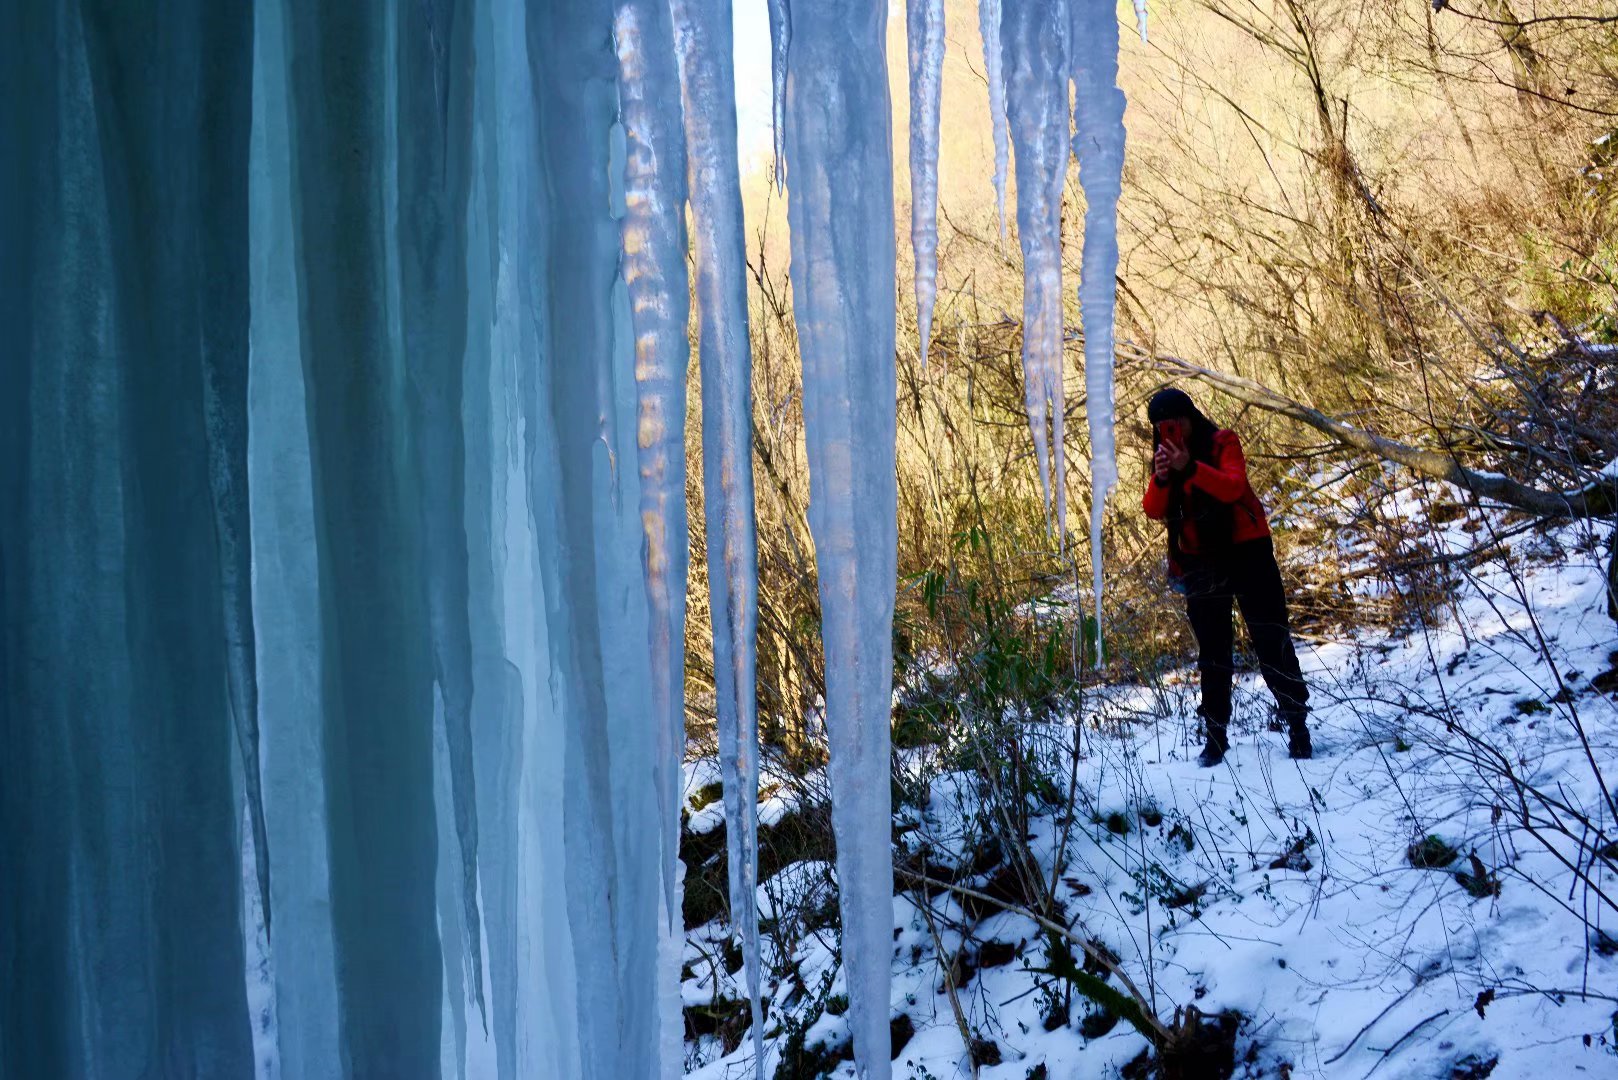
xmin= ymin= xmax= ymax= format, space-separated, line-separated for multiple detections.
xmin=1147 ymin=387 xmax=1196 ymax=423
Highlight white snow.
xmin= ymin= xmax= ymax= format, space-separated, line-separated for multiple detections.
xmin=684 ymin=507 xmax=1618 ymax=1078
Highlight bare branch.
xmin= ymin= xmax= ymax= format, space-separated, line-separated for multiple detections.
xmin=1128 ymin=345 xmax=1617 ymax=519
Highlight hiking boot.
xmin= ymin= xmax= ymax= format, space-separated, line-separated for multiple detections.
xmin=1198 ymin=725 xmax=1229 ymax=768
xmin=1287 ymin=722 xmax=1313 ymax=760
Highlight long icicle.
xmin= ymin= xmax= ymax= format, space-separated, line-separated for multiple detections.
xmin=613 ymin=0 xmax=692 ymax=961
xmin=249 ymin=0 xmax=343 ymax=1068
xmin=907 ymin=0 xmax=945 ymax=369
xmin=1002 ymin=0 xmax=1070 ymax=534
xmin=783 ymin=1 xmax=898 ymax=1076
xmin=529 ymin=0 xmax=642 ymax=1072
xmin=395 ymin=0 xmax=486 ymax=1023
xmin=978 ymin=0 xmax=1011 ymax=241
xmin=767 ymin=0 xmax=792 ymax=190
xmin=1070 ymin=0 xmax=1127 ymax=652
xmin=668 ymin=0 xmax=768 ymax=1073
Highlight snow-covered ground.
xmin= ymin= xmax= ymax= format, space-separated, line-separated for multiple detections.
xmin=682 ymin=514 xmax=1618 ymax=1078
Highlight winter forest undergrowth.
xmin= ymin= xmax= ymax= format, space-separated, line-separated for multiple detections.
xmin=680 ymin=497 xmax=1618 ymax=1079
xmin=4 ymin=1 xmax=1618 ymax=1079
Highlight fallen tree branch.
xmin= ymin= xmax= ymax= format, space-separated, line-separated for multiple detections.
xmin=899 ymin=869 xmax=1174 ymax=1046
xmin=1127 ymin=345 xmax=1617 ymax=520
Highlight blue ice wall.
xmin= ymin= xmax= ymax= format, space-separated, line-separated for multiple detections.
xmin=1 ymin=1 xmax=1134 ymax=1075
xmin=0 ymin=2 xmax=255 ymax=1075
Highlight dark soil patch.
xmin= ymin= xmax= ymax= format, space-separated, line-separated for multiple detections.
xmin=1080 ymin=1008 xmax=1120 ymax=1039
xmin=1157 ymin=1007 xmax=1240 ymax=1080
xmin=889 ymin=1013 xmax=915 ymax=1058
xmin=1408 ymin=835 xmax=1459 ymax=869
xmin=683 ymin=800 xmax=838 ymax=929
xmin=977 ymin=938 xmax=1018 ymax=969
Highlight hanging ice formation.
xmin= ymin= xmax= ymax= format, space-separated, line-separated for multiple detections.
xmin=1070 ymin=0 xmax=1128 ymax=643
xmin=767 ymin=0 xmax=792 ymax=189
xmin=668 ymin=0 xmax=768 ymax=1074
xmin=907 ymin=0 xmax=945 ymax=368
xmin=1132 ymin=0 xmax=1150 ymax=41
xmin=1002 ymin=0 xmax=1071 ymax=536
xmin=2 ymin=0 xmax=1137 ymax=1076
xmin=783 ymin=2 xmax=899 ymax=1077
xmin=1 ymin=3 xmax=256 ymax=1075
xmin=979 ymin=0 xmax=1012 ymax=240
xmin=614 ymin=0 xmax=691 ymax=953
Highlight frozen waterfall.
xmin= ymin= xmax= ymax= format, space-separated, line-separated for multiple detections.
xmin=0 ymin=0 xmax=1138 ymax=1076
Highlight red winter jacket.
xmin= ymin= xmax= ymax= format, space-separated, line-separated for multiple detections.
xmin=1141 ymin=429 xmax=1270 ymax=556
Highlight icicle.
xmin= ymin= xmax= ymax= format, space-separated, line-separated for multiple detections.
xmin=205 ymin=278 xmax=272 ymax=946
xmin=396 ymin=0 xmax=487 ymax=1024
xmin=250 ymin=0 xmax=341 ymax=1071
xmin=480 ymin=0 xmax=583 ymax=1072
xmin=783 ymin=2 xmax=898 ymax=1077
xmin=1070 ymin=0 xmax=1127 ymax=651
xmin=658 ymin=864 xmax=687 ymax=1080
xmin=1131 ymin=0 xmax=1148 ymax=42
xmin=907 ymin=0 xmax=946 ymax=368
xmin=284 ymin=3 xmax=446 ymax=1070
xmin=531 ymin=1 xmax=666 ymax=1075
xmin=768 ymin=0 xmax=792 ymax=189
xmin=668 ymin=0 xmax=768 ymax=1073
xmin=1002 ymin=0 xmax=1070 ymax=536
xmin=979 ymin=0 xmax=1011 ymax=241
xmin=614 ymin=0 xmax=691 ymax=979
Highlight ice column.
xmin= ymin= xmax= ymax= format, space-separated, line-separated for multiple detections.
xmin=615 ymin=0 xmax=693 ymax=939
xmin=979 ymin=0 xmax=1012 ymax=239
xmin=0 ymin=2 xmax=254 ymax=1074
xmin=669 ymin=0 xmax=769 ymax=1073
xmin=532 ymin=1 xmax=665 ymax=1074
xmin=464 ymin=0 xmax=537 ymax=1073
xmin=249 ymin=0 xmax=342 ymax=1073
xmin=907 ymin=0 xmax=946 ymax=368
xmin=784 ymin=3 xmax=899 ymax=1077
xmin=396 ymin=0 xmax=487 ymax=1021
xmin=283 ymin=4 xmax=444 ymax=1073
xmin=1002 ymin=0 xmax=1071 ymax=535
xmin=1070 ymin=0 xmax=1127 ymax=642
xmin=476 ymin=0 xmax=583 ymax=1072
xmin=618 ymin=6 xmax=696 ymax=1076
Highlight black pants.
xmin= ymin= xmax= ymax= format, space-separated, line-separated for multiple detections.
xmin=1183 ymin=537 xmax=1308 ymax=729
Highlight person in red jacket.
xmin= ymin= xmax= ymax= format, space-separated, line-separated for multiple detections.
xmin=1142 ymin=387 xmax=1312 ymax=765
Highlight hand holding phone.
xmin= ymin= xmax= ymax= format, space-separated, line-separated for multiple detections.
xmin=1161 ymin=420 xmax=1191 ymax=472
